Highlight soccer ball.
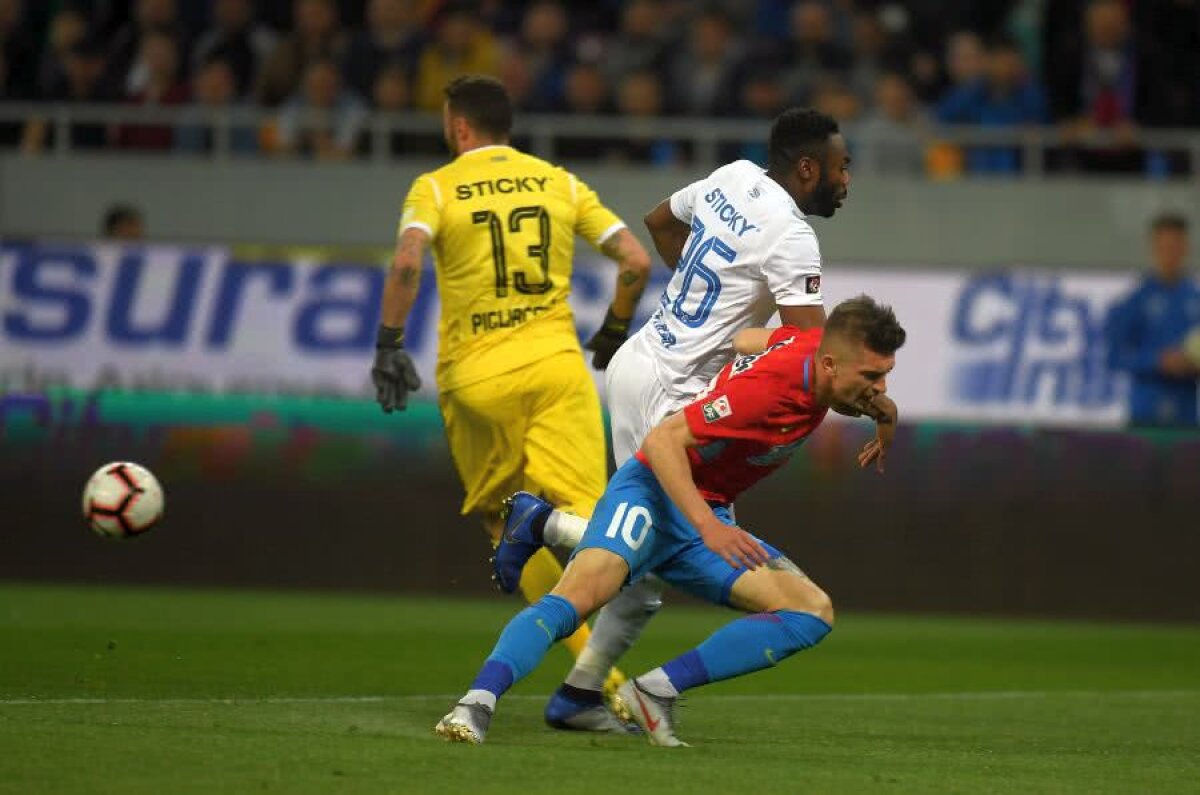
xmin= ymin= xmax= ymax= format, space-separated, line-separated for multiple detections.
xmin=82 ymin=462 xmax=164 ymax=539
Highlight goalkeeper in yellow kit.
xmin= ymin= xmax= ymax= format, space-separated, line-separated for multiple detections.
xmin=370 ymin=76 xmax=651 ymax=730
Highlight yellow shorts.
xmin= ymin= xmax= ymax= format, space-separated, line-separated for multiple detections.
xmin=439 ymin=350 xmax=606 ymax=519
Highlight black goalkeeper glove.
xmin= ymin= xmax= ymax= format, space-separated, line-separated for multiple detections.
xmin=584 ymin=307 xmax=631 ymax=370
xmin=372 ymin=325 xmax=422 ymax=413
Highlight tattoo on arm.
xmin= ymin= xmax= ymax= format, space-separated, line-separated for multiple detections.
xmin=601 ymin=230 xmax=635 ymax=260
xmin=604 ymin=230 xmax=647 ymax=287
xmin=392 ymin=228 xmax=428 ymax=289
xmin=398 ymin=265 xmax=420 ymax=287
xmin=603 ymin=229 xmax=649 ymax=320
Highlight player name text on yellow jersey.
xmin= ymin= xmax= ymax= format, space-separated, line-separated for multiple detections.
xmin=472 ymin=305 xmax=552 ymax=334
xmin=455 ymin=177 xmax=550 ymax=200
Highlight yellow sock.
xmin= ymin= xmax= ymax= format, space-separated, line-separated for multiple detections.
xmin=517 ymin=547 xmax=592 ymax=657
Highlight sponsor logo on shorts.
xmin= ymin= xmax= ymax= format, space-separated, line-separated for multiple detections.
xmin=701 ymin=395 xmax=732 ymax=423
xmin=806 ymin=275 xmax=821 ymax=294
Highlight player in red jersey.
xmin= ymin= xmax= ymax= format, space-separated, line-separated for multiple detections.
xmin=436 ymin=296 xmax=905 ymax=745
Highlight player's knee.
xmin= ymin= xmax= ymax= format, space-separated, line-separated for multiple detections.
xmin=807 ymin=591 xmax=835 ymax=627
xmin=632 ymin=577 xmax=665 ymax=613
xmin=779 ymin=580 xmax=834 ymax=626
xmin=608 ymin=578 xmax=663 ymax=619
xmin=551 ymin=551 xmax=628 ymax=619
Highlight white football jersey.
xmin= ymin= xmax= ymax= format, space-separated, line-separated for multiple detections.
xmin=631 ymin=159 xmax=825 ymax=401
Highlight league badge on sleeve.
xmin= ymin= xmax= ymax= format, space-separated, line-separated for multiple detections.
xmin=702 ymin=395 xmax=733 ymax=423
xmin=806 ymin=275 xmax=821 ymax=294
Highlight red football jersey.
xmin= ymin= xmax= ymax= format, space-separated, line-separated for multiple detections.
xmin=638 ymin=326 xmax=829 ymax=505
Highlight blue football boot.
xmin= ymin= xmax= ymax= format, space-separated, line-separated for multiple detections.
xmin=492 ymin=491 xmax=552 ymax=594
xmin=544 ymin=684 xmax=641 ymax=734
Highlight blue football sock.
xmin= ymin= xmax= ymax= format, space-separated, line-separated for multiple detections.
xmin=662 ymin=610 xmax=832 ymax=693
xmin=469 ymin=594 xmax=580 ymax=699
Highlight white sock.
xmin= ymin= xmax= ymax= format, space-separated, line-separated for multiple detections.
xmin=563 ymin=578 xmax=664 ymax=691
xmin=544 ymin=509 xmax=588 ymax=549
xmin=635 ymin=667 xmax=678 ymax=698
xmin=563 ymin=645 xmax=611 ymax=692
xmin=461 ymin=689 xmax=497 ymax=711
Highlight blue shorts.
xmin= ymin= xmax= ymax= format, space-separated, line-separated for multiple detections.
xmin=572 ymin=458 xmax=784 ymax=606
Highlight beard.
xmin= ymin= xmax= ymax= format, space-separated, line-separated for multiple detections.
xmin=807 ymin=177 xmax=842 ymax=218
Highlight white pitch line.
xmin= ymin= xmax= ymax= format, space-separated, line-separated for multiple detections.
xmin=0 ymin=696 xmax=389 ymax=706
xmin=703 ymin=689 xmax=1200 ymax=702
xmin=1 ymin=690 xmax=1195 ymax=707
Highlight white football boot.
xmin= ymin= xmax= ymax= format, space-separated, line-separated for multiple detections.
xmin=434 ymin=701 xmax=493 ymax=744
xmin=618 ymin=678 xmax=689 ymax=747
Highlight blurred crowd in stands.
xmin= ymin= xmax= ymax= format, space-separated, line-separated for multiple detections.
xmin=1 ymin=0 xmax=1197 ymax=174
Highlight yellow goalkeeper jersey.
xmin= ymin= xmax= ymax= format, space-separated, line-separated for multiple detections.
xmin=399 ymin=145 xmax=626 ymax=392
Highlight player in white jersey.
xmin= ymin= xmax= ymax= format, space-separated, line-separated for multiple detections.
xmin=609 ymin=135 xmax=840 ymax=463
xmin=494 ymin=109 xmax=876 ymax=732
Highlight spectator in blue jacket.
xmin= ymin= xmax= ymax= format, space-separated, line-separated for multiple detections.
xmin=936 ymin=35 xmax=1047 ymax=174
xmin=1105 ymin=214 xmax=1200 ymax=427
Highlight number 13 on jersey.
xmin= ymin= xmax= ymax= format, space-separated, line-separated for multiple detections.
xmin=472 ymin=205 xmax=553 ymax=297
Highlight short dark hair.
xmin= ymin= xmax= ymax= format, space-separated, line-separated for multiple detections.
xmin=825 ymin=295 xmax=907 ymax=355
xmin=1151 ymin=213 xmax=1189 ymax=234
xmin=767 ymin=107 xmax=839 ymax=173
xmin=103 ymin=204 xmax=142 ymax=235
xmin=444 ymin=75 xmax=513 ymax=139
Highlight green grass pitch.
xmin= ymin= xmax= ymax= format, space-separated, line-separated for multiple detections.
xmin=2 ymin=583 xmax=1199 ymax=794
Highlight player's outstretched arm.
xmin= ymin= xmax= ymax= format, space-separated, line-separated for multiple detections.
xmin=372 ymin=227 xmax=427 ymax=413
xmin=644 ymin=199 xmax=690 ymax=270
xmin=641 ymin=413 xmax=769 ymax=570
xmin=584 ymin=228 xmax=652 ymax=369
